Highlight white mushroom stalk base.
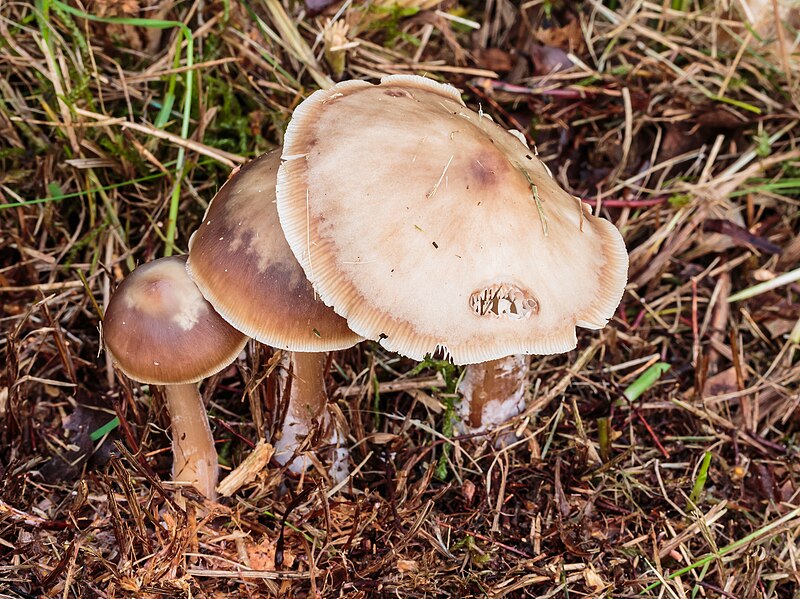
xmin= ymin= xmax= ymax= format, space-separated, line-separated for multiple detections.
xmin=164 ymin=383 xmax=219 ymax=500
xmin=456 ymin=355 xmax=531 ymax=436
xmin=273 ymin=351 xmax=349 ymax=483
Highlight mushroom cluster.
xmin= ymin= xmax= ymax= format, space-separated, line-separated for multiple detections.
xmin=186 ymin=149 xmax=361 ymax=480
xmin=104 ymin=153 xmax=359 ymax=499
xmin=103 ymin=75 xmax=628 ymax=498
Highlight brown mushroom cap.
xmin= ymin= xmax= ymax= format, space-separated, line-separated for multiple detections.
xmin=186 ymin=150 xmax=361 ymax=351
xmin=104 ymin=255 xmax=247 ymax=385
xmin=276 ymin=75 xmax=628 ymax=365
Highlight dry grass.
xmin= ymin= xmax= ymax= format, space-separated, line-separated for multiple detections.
xmin=2 ymin=0 xmax=800 ymax=596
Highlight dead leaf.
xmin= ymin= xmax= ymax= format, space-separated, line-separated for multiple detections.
xmin=702 ymin=219 xmax=781 ymax=254
xmin=462 ymin=479 xmax=476 ymax=505
xmin=246 ymin=536 xmax=277 ymax=571
xmin=305 ymin=0 xmax=340 ymax=16
xmin=535 ymin=18 xmax=585 ymax=53
xmin=39 ymin=405 xmax=119 ymax=483
xmin=397 ymin=559 xmax=418 ymax=573
xmin=703 ymin=368 xmax=739 ymax=396
xmin=474 ymin=48 xmax=514 ymax=73
xmin=583 ymin=564 xmax=607 ymax=592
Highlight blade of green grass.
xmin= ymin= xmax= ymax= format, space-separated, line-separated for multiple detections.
xmin=790 ymin=317 xmax=800 ymax=344
xmin=623 ymin=362 xmax=671 ymax=402
xmin=540 ymin=400 xmax=564 ymax=461
xmin=597 ymin=416 xmax=611 ymax=462
xmin=90 ymin=416 xmax=120 ymax=442
xmin=708 ymin=94 xmax=762 ymax=114
xmin=0 ymin=171 xmax=170 ymax=209
xmin=687 ymin=450 xmax=713 ymax=508
xmin=728 ymin=178 xmax=800 ymax=197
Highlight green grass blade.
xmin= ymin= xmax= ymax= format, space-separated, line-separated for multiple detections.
xmin=687 ymin=451 xmax=713 ymax=508
xmin=623 ymin=362 xmax=671 ymax=402
xmin=710 ymin=94 xmax=762 ymax=114
xmin=90 ymin=416 xmax=120 ymax=442
xmin=728 ymin=178 xmax=800 ymax=197
xmin=0 ymin=171 xmax=170 ymax=209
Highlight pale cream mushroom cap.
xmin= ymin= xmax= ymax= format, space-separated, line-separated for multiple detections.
xmin=104 ymin=256 xmax=248 ymax=385
xmin=186 ymin=149 xmax=362 ymax=352
xmin=276 ymin=75 xmax=628 ymax=365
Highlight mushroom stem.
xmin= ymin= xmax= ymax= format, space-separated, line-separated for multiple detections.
xmin=164 ymin=383 xmax=219 ymax=500
xmin=287 ymin=350 xmax=329 ymax=426
xmin=273 ymin=351 xmax=329 ymax=470
xmin=457 ymin=355 xmax=531 ymax=432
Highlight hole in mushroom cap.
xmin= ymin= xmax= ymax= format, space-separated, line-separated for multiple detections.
xmin=469 ymin=283 xmax=539 ymax=319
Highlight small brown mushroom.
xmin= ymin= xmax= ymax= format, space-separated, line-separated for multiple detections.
xmin=103 ymin=255 xmax=247 ymax=499
xmin=187 ymin=150 xmax=362 ymax=479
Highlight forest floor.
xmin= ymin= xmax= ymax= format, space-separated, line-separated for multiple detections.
xmin=2 ymin=0 xmax=800 ymax=597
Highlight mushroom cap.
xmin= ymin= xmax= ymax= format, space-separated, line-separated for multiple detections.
xmin=186 ymin=149 xmax=361 ymax=352
xmin=104 ymin=255 xmax=248 ymax=385
xmin=276 ymin=75 xmax=628 ymax=365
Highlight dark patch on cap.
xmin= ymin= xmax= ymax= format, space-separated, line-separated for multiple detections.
xmin=468 ymin=150 xmax=511 ymax=189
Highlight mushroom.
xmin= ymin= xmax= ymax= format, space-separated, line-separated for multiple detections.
xmin=186 ymin=149 xmax=362 ymax=479
xmin=276 ymin=75 xmax=628 ymax=432
xmin=103 ymin=255 xmax=247 ymax=499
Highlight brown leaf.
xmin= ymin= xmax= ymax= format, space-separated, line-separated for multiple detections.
xmin=397 ymin=559 xmax=419 ymax=573
xmin=462 ymin=479 xmax=476 ymax=505
xmin=305 ymin=0 xmax=340 ymax=16
xmin=703 ymin=368 xmax=739 ymax=396
xmin=535 ymin=18 xmax=585 ymax=53
xmin=751 ymin=462 xmax=778 ymax=502
xmin=696 ymin=108 xmax=748 ymax=129
xmin=39 ymin=405 xmax=119 ymax=483
xmin=246 ymin=536 xmax=278 ymax=571
xmin=473 ymin=48 xmax=514 ymax=73
xmin=583 ymin=564 xmax=607 ymax=592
